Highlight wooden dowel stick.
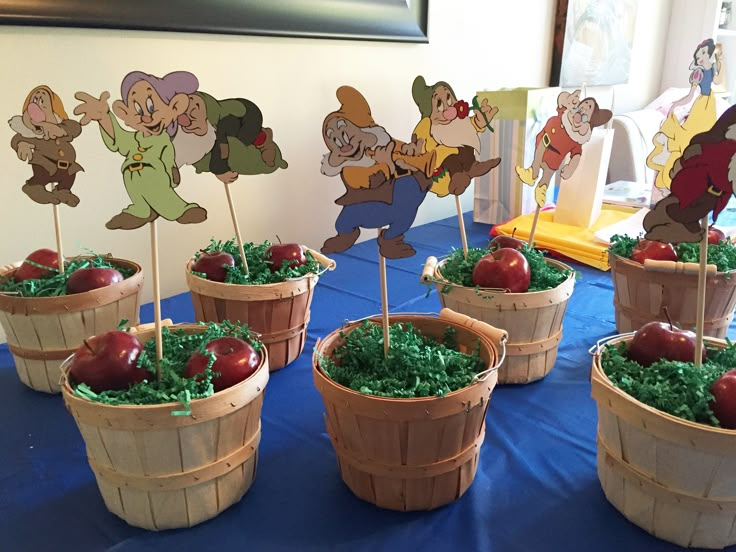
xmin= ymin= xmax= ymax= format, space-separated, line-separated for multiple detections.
xmin=378 ymin=230 xmax=390 ymax=357
xmin=455 ymin=195 xmax=469 ymax=259
xmin=528 ymin=206 xmax=542 ymax=247
xmin=694 ymin=216 xmax=709 ymax=367
xmin=53 ymin=205 xmax=64 ymax=274
xmin=224 ymin=182 xmax=249 ymax=275
xmin=150 ymin=220 xmax=163 ymax=373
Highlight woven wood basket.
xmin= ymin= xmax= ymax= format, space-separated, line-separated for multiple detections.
xmin=422 ymin=256 xmax=574 ymax=384
xmin=610 ymin=254 xmax=736 ymax=338
xmin=312 ymin=308 xmax=507 ymax=511
xmin=0 ymin=258 xmax=143 ymax=393
xmin=186 ymin=248 xmax=334 ymax=372
xmin=591 ymin=333 xmax=736 ymax=549
xmin=61 ymin=322 xmax=269 ymax=531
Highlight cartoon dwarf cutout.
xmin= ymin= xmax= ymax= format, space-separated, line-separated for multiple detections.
xmin=408 ymin=76 xmax=501 ymax=198
xmin=644 ymin=103 xmax=736 ymax=244
xmin=173 ymin=91 xmax=287 ymax=183
xmin=74 ymin=71 xmax=207 ymax=230
xmin=320 ymin=86 xmax=433 ymax=259
xmin=9 ymin=85 xmax=84 ymax=207
xmin=516 ymin=90 xmax=612 ymax=207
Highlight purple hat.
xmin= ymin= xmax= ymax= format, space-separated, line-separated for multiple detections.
xmin=120 ymin=70 xmax=198 ymax=136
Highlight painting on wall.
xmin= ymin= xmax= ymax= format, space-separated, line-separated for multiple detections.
xmin=550 ymin=0 xmax=639 ymax=87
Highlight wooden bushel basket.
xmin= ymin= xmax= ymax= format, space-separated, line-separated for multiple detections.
xmin=591 ymin=334 xmax=736 ymax=549
xmin=186 ymin=248 xmax=335 ymax=372
xmin=0 ymin=258 xmax=143 ymax=393
xmin=312 ymin=308 xmax=507 ymax=511
xmin=610 ymin=254 xmax=736 ymax=338
xmin=422 ymin=256 xmax=574 ymax=384
xmin=61 ymin=322 xmax=270 ymax=531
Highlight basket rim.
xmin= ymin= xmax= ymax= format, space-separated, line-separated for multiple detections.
xmin=0 ymin=256 xmax=143 ymax=303
xmin=60 ymin=322 xmax=269 ymax=412
xmin=312 ymin=314 xmax=498 ymax=403
xmin=434 ymin=256 xmax=575 ymax=295
xmin=610 ymin=252 xmax=736 ymax=276
xmin=592 ymin=332 xmax=736 ymax=436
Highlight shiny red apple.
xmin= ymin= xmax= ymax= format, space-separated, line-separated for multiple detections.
xmin=66 ymin=267 xmax=123 ymax=294
xmin=708 ymin=226 xmax=727 ymax=245
xmin=184 ymin=337 xmax=260 ymax=392
xmin=69 ymin=330 xmax=146 ymax=392
xmin=710 ymin=370 xmax=736 ymax=429
xmin=14 ymin=248 xmax=60 ymax=282
xmin=631 ymin=239 xmax=678 ymax=264
xmin=266 ymin=243 xmax=306 ymax=272
xmin=191 ymin=251 xmax=235 ymax=282
xmin=627 ymin=319 xmax=705 ymax=367
xmin=472 ymin=248 xmax=530 ymax=292
xmin=489 ymin=234 xmax=525 ymax=251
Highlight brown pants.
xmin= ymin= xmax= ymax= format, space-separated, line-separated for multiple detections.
xmin=27 ymin=164 xmax=75 ymax=191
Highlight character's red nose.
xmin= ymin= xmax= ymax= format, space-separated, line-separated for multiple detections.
xmin=573 ymin=112 xmax=582 ymax=125
xmin=178 ymin=113 xmax=191 ymax=127
xmin=27 ymin=102 xmax=45 ymax=124
xmin=141 ymin=115 xmax=152 ymax=124
xmin=443 ymin=106 xmax=457 ymax=122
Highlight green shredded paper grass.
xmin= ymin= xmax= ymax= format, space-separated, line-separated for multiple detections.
xmin=600 ymin=341 xmax=736 ymax=427
xmin=437 ymin=244 xmax=572 ymax=292
xmin=608 ymin=234 xmax=736 ymax=273
xmin=72 ymin=321 xmax=262 ymax=415
xmin=192 ymin=238 xmax=322 ymax=284
xmin=0 ymin=251 xmax=135 ymax=298
xmin=319 ymin=321 xmax=485 ymax=398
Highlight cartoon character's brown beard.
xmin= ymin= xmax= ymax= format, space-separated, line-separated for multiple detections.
xmin=173 ymin=121 xmax=217 ymax=168
xmin=430 ymin=117 xmax=480 ymax=153
xmin=561 ymin=112 xmax=592 ymax=145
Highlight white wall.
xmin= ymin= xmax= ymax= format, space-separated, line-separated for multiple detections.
xmin=0 ymin=0 xmax=670 ymax=338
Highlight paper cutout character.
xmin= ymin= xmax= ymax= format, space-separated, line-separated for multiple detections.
xmin=643 ymin=104 xmax=736 ymax=244
xmin=408 ymin=76 xmax=500 ymax=198
xmin=320 ymin=86 xmax=433 ymax=259
xmin=74 ymin=71 xmax=207 ymax=230
xmin=173 ymin=91 xmax=287 ymax=184
xmin=647 ymin=39 xmax=722 ymax=191
xmin=516 ymin=90 xmax=612 ymax=207
xmin=9 ymin=86 xmax=84 ymax=207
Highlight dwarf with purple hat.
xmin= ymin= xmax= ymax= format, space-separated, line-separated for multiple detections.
xmin=74 ymin=71 xmax=207 ymax=230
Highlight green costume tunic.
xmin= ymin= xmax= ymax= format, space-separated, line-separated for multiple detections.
xmin=102 ymin=113 xmax=199 ymax=220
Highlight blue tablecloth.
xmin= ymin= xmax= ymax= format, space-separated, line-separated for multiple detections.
xmin=1 ymin=213 xmax=733 ymax=552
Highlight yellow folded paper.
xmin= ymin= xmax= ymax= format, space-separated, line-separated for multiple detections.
xmin=493 ymin=206 xmax=638 ymax=271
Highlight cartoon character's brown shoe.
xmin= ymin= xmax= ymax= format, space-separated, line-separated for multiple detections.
xmin=22 ymin=184 xmax=60 ymax=205
xmin=321 ymin=228 xmax=360 ymax=254
xmin=105 ymin=211 xmax=158 ymax=230
xmin=378 ymin=231 xmax=416 ymax=259
xmin=258 ymin=127 xmax=277 ymax=167
xmin=53 ymin=189 xmax=80 ymax=207
xmin=176 ymin=206 xmax=208 ymax=224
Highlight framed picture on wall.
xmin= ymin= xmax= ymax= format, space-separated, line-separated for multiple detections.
xmin=550 ymin=0 xmax=639 ymax=87
xmin=0 ymin=0 xmax=429 ymax=43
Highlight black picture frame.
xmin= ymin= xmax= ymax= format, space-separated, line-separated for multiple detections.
xmin=0 ymin=0 xmax=429 ymax=43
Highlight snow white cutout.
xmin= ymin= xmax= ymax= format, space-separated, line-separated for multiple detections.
xmin=647 ymin=39 xmax=722 ymax=191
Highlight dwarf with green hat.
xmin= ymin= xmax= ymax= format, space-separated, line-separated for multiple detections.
xmin=403 ymin=75 xmax=500 ymax=197
xmin=173 ymin=91 xmax=287 ymax=184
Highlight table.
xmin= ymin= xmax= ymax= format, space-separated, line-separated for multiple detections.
xmin=1 ymin=213 xmax=732 ymax=552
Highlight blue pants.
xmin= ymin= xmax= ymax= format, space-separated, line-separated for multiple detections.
xmin=334 ymin=175 xmax=427 ymax=239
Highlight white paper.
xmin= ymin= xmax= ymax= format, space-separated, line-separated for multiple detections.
xmin=593 ymin=208 xmax=650 ymax=244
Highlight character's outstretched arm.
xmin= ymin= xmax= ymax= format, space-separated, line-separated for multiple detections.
xmin=74 ymin=91 xmax=115 ymax=138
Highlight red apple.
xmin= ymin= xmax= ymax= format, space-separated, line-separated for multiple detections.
xmin=66 ymin=267 xmax=123 ymax=294
xmin=627 ymin=319 xmax=705 ymax=367
xmin=69 ymin=330 xmax=146 ymax=392
xmin=489 ymin=235 xmax=525 ymax=251
xmin=184 ymin=337 xmax=260 ymax=392
xmin=472 ymin=248 xmax=530 ymax=292
xmin=265 ymin=243 xmax=306 ymax=272
xmin=15 ymin=248 xmax=60 ymax=282
xmin=710 ymin=370 xmax=736 ymax=429
xmin=708 ymin=226 xmax=727 ymax=245
xmin=191 ymin=251 xmax=235 ymax=282
xmin=631 ymin=240 xmax=678 ymax=264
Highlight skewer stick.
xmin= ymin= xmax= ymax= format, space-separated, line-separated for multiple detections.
xmin=53 ymin=205 xmax=64 ymax=274
xmin=224 ymin=182 xmax=249 ymax=275
xmin=378 ymin=230 xmax=390 ymax=357
xmin=528 ymin=205 xmax=542 ymax=247
xmin=455 ymin=195 xmax=469 ymax=259
xmin=694 ymin=216 xmax=709 ymax=367
xmin=150 ymin=220 xmax=163 ymax=374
